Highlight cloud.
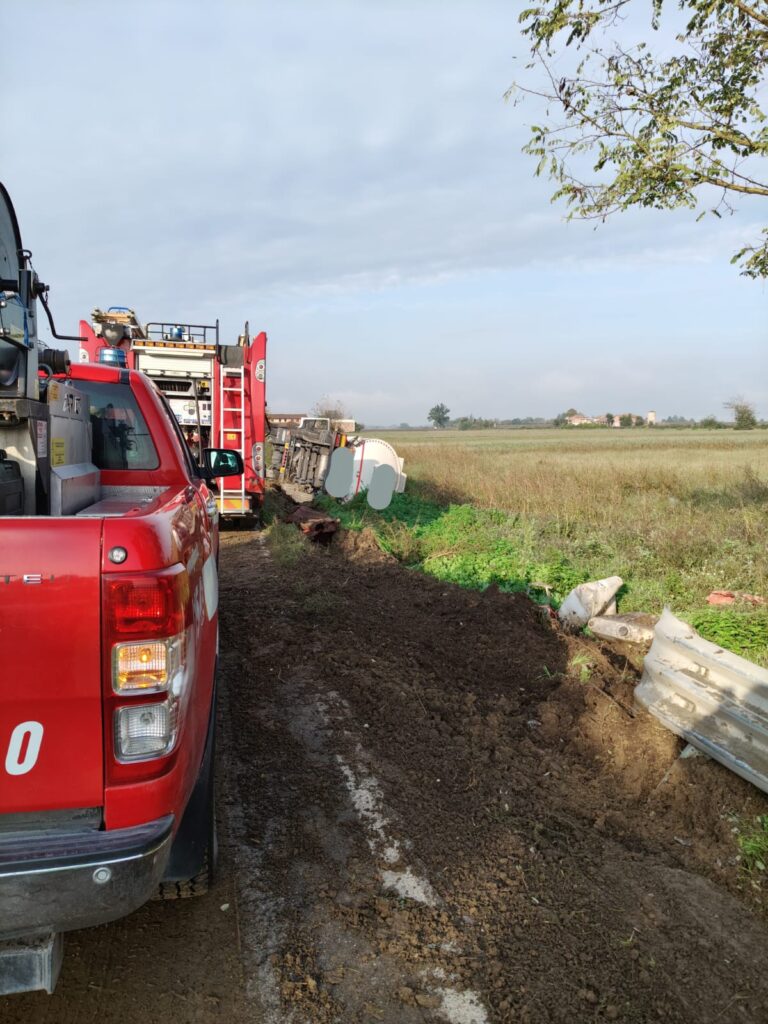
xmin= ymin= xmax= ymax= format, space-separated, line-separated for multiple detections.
xmin=2 ymin=1 xmax=764 ymax=423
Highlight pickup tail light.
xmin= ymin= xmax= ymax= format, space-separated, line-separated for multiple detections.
xmin=115 ymin=699 xmax=178 ymax=761
xmin=105 ymin=566 xmax=188 ymax=638
xmin=103 ymin=565 xmax=190 ymax=768
xmin=113 ymin=635 xmax=185 ymax=694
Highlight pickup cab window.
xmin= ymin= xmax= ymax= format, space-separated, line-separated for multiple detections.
xmin=150 ymin=382 xmax=201 ymax=479
xmin=84 ymin=380 xmax=159 ymax=470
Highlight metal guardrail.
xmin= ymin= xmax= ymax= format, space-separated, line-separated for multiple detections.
xmin=636 ymin=609 xmax=768 ymax=794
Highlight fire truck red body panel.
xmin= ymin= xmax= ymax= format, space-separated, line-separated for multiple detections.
xmin=213 ymin=330 xmax=267 ymax=513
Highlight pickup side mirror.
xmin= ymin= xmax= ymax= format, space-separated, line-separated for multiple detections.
xmin=200 ymin=447 xmax=244 ymax=480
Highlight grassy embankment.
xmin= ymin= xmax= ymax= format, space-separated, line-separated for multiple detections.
xmin=318 ymin=428 xmax=768 ymax=663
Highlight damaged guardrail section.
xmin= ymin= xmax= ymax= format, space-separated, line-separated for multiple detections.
xmin=636 ymin=609 xmax=768 ymax=795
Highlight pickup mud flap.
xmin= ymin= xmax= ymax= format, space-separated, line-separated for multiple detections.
xmin=162 ymin=679 xmax=217 ymax=883
xmin=0 ymin=932 xmax=62 ymax=995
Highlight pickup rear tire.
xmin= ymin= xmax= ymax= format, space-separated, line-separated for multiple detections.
xmin=156 ymin=841 xmax=214 ymax=900
xmin=156 ymin=686 xmax=218 ymax=901
xmin=155 ymin=788 xmax=216 ymax=899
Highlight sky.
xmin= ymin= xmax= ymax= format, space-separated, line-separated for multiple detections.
xmin=3 ymin=1 xmax=766 ymax=424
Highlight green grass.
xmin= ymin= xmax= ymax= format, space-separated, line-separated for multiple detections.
xmin=736 ymin=815 xmax=768 ymax=873
xmin=264 ymin=519 xmax=309 ymax=566
xmin=689 ymin=607 xmax=768 ymax=661
xmin=318 ymin=428 xmax=768 ymax=663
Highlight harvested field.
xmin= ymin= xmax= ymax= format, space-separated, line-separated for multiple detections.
xmin=324 ymin=429 xmax=768 ymax=661
xmin=371 ymin=429 xmax=768 ymax=522
xmin=219 ymin=527 xmax=768 ymax=1023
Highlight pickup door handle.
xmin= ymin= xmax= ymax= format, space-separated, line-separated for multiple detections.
xmin=206 ymin=496 xmax=218 ymax=518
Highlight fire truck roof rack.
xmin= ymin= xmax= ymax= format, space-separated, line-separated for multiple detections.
xmin=144 ymin=320 xmax=220 ymax=347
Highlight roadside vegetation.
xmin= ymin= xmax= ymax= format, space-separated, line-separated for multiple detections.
xmin=264 ymin=517 xmax=310 ymax=566
xmin=321 ymin=429 xmax=768 ymax=663
xmin=735 ymin=814 xmax=768 ymax=876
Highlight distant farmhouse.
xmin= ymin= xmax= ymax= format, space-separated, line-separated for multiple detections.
xmin=565 ymin=411 xmax=654 ymax=427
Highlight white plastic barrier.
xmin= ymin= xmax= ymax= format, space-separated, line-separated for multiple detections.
xmin=558 ymin=576 xmax=623 ymax=630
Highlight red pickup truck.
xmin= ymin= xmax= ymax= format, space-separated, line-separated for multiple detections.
xmin=0 ymin=185 xmax=244 ymax=994
xmin=0 ymin=363 xmax=244 ymax=994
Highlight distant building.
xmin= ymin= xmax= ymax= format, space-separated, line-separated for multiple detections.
xmin=268 ymin=412 xmax=306 ymax=428
xmin=647 ymin=410 xmax=657 ymax=425
xmin=561 ymin=410 xmax=651 ymax=428
xmin=267 ymin=412 xmax=357 ymax=433
xmin=331 ymin=418 xmax=357 ymax=433
xmin=614 ymin=413 xmax=644 ymax=427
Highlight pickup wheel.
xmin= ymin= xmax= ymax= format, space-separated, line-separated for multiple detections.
xmin=155 ymin=795 xmax=216 ymax=900
xmin=156 ymin=687 xmax=218 ymax=901
xmin=156 ymin=839 xmax=214 ymax=900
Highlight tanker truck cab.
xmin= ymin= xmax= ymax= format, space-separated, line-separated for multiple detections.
xmin=0 ymin=184 xmax=244 ymax=995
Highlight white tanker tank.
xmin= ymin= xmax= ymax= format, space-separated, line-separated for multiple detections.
xmin=344 ymin=436 xmax=406 ymax=506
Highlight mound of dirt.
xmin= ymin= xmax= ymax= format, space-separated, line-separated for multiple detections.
xmin=331 ymin=526 xmax=396 ymax=565
xmin=218 ymin=532 xmax=768 ymax=1023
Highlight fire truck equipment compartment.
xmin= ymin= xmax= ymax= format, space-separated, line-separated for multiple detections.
xmin=0 ymin=457 xmax=23 ymax=515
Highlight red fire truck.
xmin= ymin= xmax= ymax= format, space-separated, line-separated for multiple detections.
xmin=79 ymin=309 xmax=267 ymax=518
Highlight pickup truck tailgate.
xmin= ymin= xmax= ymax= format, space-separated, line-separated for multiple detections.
xmin=0 ymin=521 xmax=104 ymax=814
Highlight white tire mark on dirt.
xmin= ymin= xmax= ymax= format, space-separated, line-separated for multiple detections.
xmin=380 ymin=867 xmax=439 ymax=905
xmin=335 ymin=757 xmax=403 ymax=866
xmin=324 ymin=704 xmax=490 ymax=1023
xmin=436 ymin=988 xmax=489 ymax=1024
xmin=230 ymin=559 xmax=490 ymax=1024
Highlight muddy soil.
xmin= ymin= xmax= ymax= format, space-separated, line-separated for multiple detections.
xmin=220 ymin=528 xmax=768 ymax=1024
xmin=3 ymin=829 xmax=247 ymax=1023
xmin=9 ymin=527 xmax=768 ymax=1024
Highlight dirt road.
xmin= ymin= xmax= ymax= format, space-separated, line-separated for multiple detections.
xmin=8 ymin=530 xmax=768 ymax=1022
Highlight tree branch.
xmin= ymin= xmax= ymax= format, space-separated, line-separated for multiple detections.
xmin=729 ymin=0 xmax=768 ymax=30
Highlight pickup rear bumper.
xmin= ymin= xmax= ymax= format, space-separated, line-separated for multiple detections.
xmin=0 ymin=815 xmax=173 ymax=939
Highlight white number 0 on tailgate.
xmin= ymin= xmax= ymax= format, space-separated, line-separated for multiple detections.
xmin=5 ymin=721 xmax=44 ymax=776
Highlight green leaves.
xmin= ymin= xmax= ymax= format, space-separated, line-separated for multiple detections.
xmin=515 ymin=0 xmax=768 ymax=275
xmin=690 ymin=607 xmax=768 ymax=659
xmin=732 ymin=228 xmax=768 ymax=277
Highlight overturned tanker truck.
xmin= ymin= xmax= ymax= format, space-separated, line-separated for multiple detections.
xmin=269 ymin=415 xmax=407 ymax=507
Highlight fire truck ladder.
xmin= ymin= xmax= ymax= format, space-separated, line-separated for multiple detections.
xmin=218 ymin=365 xmax=248 ymax=514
